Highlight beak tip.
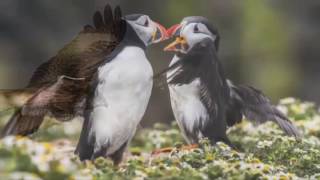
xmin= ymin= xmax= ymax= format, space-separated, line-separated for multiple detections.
xmin=166 ymin=24 xmax=181 ymax=37
xmin=154 ymin=22 xmax=169 ymax=41
xmin=163 ymin=29 xmax=170 ymax=40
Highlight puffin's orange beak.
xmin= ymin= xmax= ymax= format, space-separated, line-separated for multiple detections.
xmin=152 ymin=22 xmax=169 ymax=43
xmin=164 ymin=36 xmax=189 ymax=52
xmin=164 ymin=24 xmax=189 ymax=52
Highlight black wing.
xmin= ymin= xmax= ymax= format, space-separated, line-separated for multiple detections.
xmin=226 ymin=80 xmax=301 ymax=138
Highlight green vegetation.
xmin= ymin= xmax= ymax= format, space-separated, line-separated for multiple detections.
xmin=0 ymin=98 xmax=319 ymax=179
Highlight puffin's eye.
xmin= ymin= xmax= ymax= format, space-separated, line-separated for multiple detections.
xmin=194 ymin=24 xmax=199 ymax=33
xmin=144 ymin=19 xmax=149 ymax=27
xmin=136 ymin=16 xmax=149 ymax=27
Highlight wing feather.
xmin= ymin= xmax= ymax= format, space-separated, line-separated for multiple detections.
xmin=1 ymin=4 xmax=125 ymax=137
xmin=93 ymin=11 xmax=104 ymax=29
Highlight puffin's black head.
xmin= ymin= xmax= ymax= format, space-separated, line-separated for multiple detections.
xmin=124 ymin=14 xmax=168 ymax=46
xmin=165 ymin=16 xmax=220 ymax=53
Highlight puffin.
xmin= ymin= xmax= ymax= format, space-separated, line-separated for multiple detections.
xmin=155 ymin=16 xmax=300 ymax=149
xmin=1 ymin=4 xmax=167 ymax=146
xmin=74 ymin=12 xmax=168 ymax=163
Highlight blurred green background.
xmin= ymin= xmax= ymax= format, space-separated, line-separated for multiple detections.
xmin=0 ymin=0 xmax=319 ymax=126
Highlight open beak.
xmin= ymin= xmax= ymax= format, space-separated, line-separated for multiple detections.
xmin=164 ymin=24 xmax=189 ymax=52
xmin=164 ymin=36 xmax=189 ymax=52
xmin=152 ymin=22 xmax=169 ymax=43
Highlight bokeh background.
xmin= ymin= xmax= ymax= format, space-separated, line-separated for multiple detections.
xmin=0 ymin=0 xmax=320 ymax=126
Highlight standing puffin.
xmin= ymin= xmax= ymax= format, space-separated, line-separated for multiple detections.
xmin=156 ymin=16 xmax=300 ymax=148
xmin=75 ymin=12 xmax=167 ymax=163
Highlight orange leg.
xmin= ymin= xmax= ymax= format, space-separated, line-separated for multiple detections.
xmin=151 ymin=144 xmax=199 ymax=155
xmin=181 ymin=144 xmax=198 ymax=151
xmin=151 ymin=147 xmax=174 ymax=155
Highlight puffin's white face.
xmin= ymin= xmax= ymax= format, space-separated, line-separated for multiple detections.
xmin=165 ymin=20 xmax=217 ymax=53
xmin=180 ymin=22 xmax=216 ymax=50
xmin=126 ymin=15 xmax=167 ymax=46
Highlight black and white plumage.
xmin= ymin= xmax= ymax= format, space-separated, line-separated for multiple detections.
xmin=75 ymin=11 xmax=167 ymax=164
xmin=167 ymin=39 xmax=231 ymax=145
xmin=157 ymin=16 xmax=300 ymax=146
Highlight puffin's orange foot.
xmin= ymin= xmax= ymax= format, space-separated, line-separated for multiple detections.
xmin=181 ymin=144 xmax=199 ymax=151
xmin=151 ymin=147 xmax=174 ymax=155
xmin=151 ymin=144 xmax=199 ymax=155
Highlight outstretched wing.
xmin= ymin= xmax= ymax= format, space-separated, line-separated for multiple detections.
xmin=226 ymin=80 xmax=301 ymax=138
xmin=1 ymin=5 xmax=126 ymax=137
xmin=28 ymin=4 xmax=125 ymax=88
xmin=1 ymin=76 xmax=86 ymax=136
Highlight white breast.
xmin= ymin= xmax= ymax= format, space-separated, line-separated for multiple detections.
xmin=90 ymin=46 xmax=153 ymax=154
xmin=167 ymin=55 xmax=208 ymax=143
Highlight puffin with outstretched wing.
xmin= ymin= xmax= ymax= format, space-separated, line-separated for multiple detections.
xmin=1 ymin=4 xmax=168 ymax=164
xmin=74 ymin=10 xmax=168 ymax=164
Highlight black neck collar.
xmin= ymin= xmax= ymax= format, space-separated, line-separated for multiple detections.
xmin=99 ymin=21 xmax=147 ymax=66
xmin=121 ymin=22 xmax=147 ymax=50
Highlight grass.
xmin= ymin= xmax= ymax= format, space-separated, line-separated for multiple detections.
xmin=0 ymin=97 xmax=319 ymax=179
